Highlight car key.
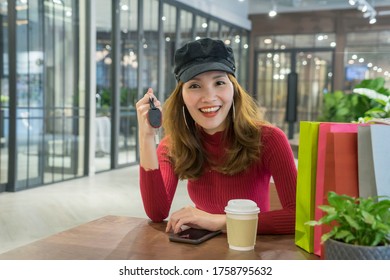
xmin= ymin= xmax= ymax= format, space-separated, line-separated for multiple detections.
xmin=148 ymin=97 xmax=162 ymax=128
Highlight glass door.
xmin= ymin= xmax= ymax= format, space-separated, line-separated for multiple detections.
xmin=0 ymin=3 xmax=8 ymax=192
xmin=95 ymin=0 xmax=112 ymax=172
xmin=255 ymin=49 xmax=333 ymax=138
xmin=6 ymin=0 xmax=84 ymax=192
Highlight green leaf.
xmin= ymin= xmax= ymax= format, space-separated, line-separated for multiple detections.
xmin=344 ymin=234 xmax=356 ymax=244
xmin=308 ymin=191 xmax=390 ymax=245
xmin=319 ymin=213 xmax=338 ymax=224
xmin=334 ymin=230 xmax=352 ymax=240
xmin=343 ymin=215 xmax=361 ymax=230
xmin=336 ymin=108 xmax=349 ymax=116
xmin=362 ymin=211 xmax=375 ymax=225
xmin=371 ymin=233 xmax=385 ymax=246
xmin=317 ymin=205 xmax=336 ymax=214
xmin=321 ymin=231 xmax=334 ymax=243
xmin=373 ymin=221 xmax=390 ymax=232
xmin=365 ymin=107 xmax=386 ymax=114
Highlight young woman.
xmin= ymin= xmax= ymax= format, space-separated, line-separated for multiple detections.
xmin=136 ymin=38 xmax=297 ymax=235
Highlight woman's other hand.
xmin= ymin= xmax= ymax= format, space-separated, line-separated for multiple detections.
xmin=166 ymin=206 xmax=226 ymax=234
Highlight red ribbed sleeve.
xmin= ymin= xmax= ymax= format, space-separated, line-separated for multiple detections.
xmin=256 ymin=126 xmax=297 ymax=234
xmin=139 ymin=140 xmax=179 ymax=222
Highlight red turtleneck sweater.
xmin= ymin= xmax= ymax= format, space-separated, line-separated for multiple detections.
xmin=139 ymin=125 xmax=297 ymax=234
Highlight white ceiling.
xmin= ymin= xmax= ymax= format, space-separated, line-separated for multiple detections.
xmin=247 ymin=0 xmax=390 ymax=14
xmin=95 ymin=1 xmax=390 ymax=31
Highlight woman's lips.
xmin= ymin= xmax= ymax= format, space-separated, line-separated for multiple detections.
xmin=199 ymin=106 xmax=221 ymax=113
xmin=199 ymin=106 xmax=221 ymax=118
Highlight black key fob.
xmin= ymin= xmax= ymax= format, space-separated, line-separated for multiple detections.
xmin=148 ymin=98 xmax=162 ymax=128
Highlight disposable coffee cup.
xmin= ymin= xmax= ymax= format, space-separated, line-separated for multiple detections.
xmin=224 ymin=199 xmax=260 ymax=251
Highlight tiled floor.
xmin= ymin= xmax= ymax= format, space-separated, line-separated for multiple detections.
xmin=0 ymin=165 xmax=191 ymax=254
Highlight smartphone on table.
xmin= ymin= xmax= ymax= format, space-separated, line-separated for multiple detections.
xmin=169 ymin=228 xmax=222 ymax=245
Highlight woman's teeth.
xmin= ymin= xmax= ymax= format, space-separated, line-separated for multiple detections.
xmin=200 ymin=106 xmax=220 ymax=113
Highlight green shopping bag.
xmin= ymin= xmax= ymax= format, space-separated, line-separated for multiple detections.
xmin=294 ymin=121 xmax=320 ymax=253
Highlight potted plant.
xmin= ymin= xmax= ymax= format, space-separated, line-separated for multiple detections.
xmin=306 ymin=191 xmax=390 ymax=259
xmin=317 ymin=77 xmax=390 ymax=123
xmin=353 ymin=77 xmax=390 ymax=122
xmin=317 ymin=90 xmax=370 ymax=122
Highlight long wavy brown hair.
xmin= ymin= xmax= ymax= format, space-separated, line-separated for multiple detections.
xmin=162 ymin=74 xmax=266 ymax=180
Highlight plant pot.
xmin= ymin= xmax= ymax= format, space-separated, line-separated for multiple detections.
xmin=324 ymin=239 xmax=390 ymax=260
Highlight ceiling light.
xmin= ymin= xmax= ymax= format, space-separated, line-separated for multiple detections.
xmin=269 ymin=9 xmax=277 ymax=17
xmin=349 ymin=0 xmax=377 ymax=24
xmin=269 ymin=1 xmax=277 ymax=18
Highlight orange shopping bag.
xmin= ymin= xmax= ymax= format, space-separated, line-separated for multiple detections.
xmin=313 ymin=123 xmax=359 ymax=256
xmin=323 ymin=132 xmax=359 ymax=198
xmin=314 ymin=131 xmax=360 ymax=257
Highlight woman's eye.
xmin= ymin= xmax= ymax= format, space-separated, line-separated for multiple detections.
xmin=216 ymin=81 xmax=226 ymax=86
xmin=188 ymin=84 xmax=200 ymax=89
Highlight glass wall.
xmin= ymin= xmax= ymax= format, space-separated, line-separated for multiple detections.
xmin=0 ymin=0 xmax=8 ymax=191
xmin=254 ymin=29 xmax=390 ymax=137
xmin=238 ymin=32 xmax=249 ymax=89
xmin=0 ymin=0 xmax=249 ymax=192
xmin=42 ymin=0 xmax=85 ymax=185
xmin=118 ymin=0 xmax=138 ymax=166
xmin=0 ymin=0 xmax=85 ymax=192
xmin=162 ymin=3 xmax=176 ymax=98
xmin=179 ymin=9 xmax=193 ymax=47
xmin=95 ymin=0 xmax=112 ymax=172
xmin=255 ymin=34 xmax=334 ymax=137
xmin=345 ymin=30 xmax=390 ymax=90
xmin=142 ymin=0 xmax=158 ymax=94
xmin=194 ymin=15 xmax=207 ymax=40
xmin=208 ymin=19 xmax=220 ymax=39
xmin=15 ymin=0 xmax=44 ymax=187
xmin=1 ymin=0 xmax=85 ymax=192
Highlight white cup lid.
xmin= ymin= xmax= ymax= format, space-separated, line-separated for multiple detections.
xmin=224 ymin=199 xmax=260 ymax=214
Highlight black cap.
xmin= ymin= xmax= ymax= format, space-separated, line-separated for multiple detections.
xmin=174 ymin=38 xmax=236 ymax=82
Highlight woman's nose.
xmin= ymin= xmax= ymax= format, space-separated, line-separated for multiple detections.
xmin=201 ymin=87 xmax=217 ymax=102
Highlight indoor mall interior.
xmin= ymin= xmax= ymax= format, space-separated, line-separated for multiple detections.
xmin=1 ymin=0 xmax=390 ymax=255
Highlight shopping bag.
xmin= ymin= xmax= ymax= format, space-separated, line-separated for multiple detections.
xmin=358 ymin=126 xmax=376 ymax=198
xmin=313 ymin=123 xmax=359 ymax=256
xmin=295 ymin=121 xmax=320 ymax=253
xmin=323 ymin=132 xmax=360 ymax=199
xmin=358 ymin=124 xmax=390 ymax=199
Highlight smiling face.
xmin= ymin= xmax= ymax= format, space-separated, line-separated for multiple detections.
xmin=182 ymin=71 xmax=234 ymax=135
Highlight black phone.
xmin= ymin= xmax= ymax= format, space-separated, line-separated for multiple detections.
xmin=169 ymin=228 xmax=222 ymax=245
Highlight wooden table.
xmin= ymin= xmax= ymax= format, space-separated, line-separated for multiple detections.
xmin=0 ymin=215 xmax=318 ymax=260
